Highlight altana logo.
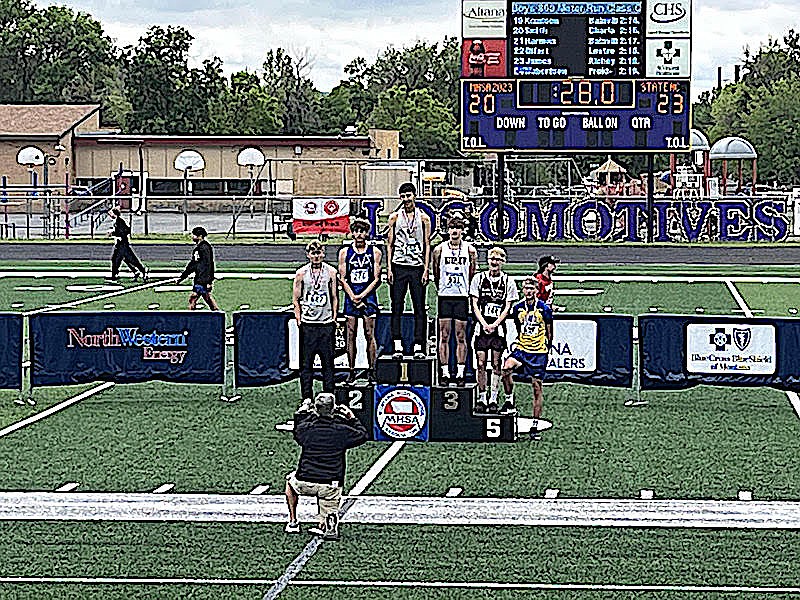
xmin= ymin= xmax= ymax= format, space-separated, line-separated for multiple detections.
xmin=376 ymin=388 xmax=427 ymax=439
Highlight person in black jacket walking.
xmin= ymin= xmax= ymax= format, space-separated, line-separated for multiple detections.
xmin=284 ymin=392 xmax=368 ymax=540
xmin=177 ymin=226 xmax=220 ymax=311
xmin=106 ymin=207 xmax=148 ymax=282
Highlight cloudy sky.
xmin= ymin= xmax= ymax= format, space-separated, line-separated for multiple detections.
xmin=33 ymin=0 xmax=799 ymax=98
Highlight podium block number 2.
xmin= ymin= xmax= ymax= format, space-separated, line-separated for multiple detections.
xmin=348 ymin=389 xmax=364 ymax=410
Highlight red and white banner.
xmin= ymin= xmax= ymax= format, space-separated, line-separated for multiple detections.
xmin=292 ymin=198 xmax=351 ymax=234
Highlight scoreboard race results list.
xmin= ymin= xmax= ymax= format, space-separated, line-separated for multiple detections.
xmin=460 ymin=0 xmax=692 ymax=152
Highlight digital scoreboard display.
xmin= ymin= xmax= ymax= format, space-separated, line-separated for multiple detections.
xmin=460 ymin=0 xmax=691 ymax=152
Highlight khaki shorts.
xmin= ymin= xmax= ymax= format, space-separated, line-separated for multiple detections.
xmin=286 ymin=471 xmax=342 ymax=521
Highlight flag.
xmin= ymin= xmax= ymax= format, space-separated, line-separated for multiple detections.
xmin=292 ymin=198 xmax=350 ymax=234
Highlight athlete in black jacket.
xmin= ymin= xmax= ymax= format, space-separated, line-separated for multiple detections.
xmin=177 ymin=226 xmax=220 ymax=310
xmin=285 ymin=392 xmax=368 ymax=539
xmin=106 ymin=208 xmax=148 ymax=281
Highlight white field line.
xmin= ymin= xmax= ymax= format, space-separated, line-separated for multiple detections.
xmin=725 ymin=280 xmax=754 ymax=318
xmin=22 ymin=279 xmax=167 ymax=317
xmin=724 ymin=279 xmax=800 ymax=419
xmin=263 ymin=441 xmax=405 ymax=600
xmin=0 ymin=577 xmax=798 ymax=594
xmin=4 ymin=493 xmax=800 ymax=529
xmin=0 ymin=381 xmax=114 ymax=439
xmin=4 ymin=270 xmax=800 ymax=285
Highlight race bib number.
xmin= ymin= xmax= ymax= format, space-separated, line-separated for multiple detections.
xmin=351 ymin=268 xmax=369 ymax=285
xmin=484 ymin=303 xmax=502 ymax=319
xmin=522 ymin=316 xmax=540 ymax=336
xmin=306 ymin=292 xmax=327 ymax=307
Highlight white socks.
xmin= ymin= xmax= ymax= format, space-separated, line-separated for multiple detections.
xmin=456 ymin=364 xmax=465 ymax=378
xmin=490 ymin=373 xmax=501 ymax=403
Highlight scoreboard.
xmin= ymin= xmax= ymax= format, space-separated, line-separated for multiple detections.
xmin=460 ymin=0 xmax=692 ymax=152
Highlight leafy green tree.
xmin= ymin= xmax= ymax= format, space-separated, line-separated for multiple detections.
xmin=343 ymin=37 xmax=460 ymax=122
xmin=742 ymin=76 xmax=800 ymax=184
xmin=261 ymin=48 xmax=322 ymax=135
xmin=123 ymin=25 xmax=227 ymax=134
xmin=0 ymin=0 xmax=120 ymax=105
xmin=367 ymin=85 xmax=457 ymax=157
xmin=207 ymin=70 xmax=282 ymax=134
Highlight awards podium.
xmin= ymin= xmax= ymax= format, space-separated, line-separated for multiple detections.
xmin=336 ymin=352 xmax=516 ymax=443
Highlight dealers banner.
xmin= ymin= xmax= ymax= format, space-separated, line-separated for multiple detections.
xmin=640 ymin=315 xmax=800 ymax=391
xmin=234 ymin=311 xmax=633 ymax=388
xmin=544 ymin=315 xmax=634 ymax=387
xmin=0 ymin=313 xmax=22 ymax=390
xmin=31 ymin=311 xmax=225 ymax=387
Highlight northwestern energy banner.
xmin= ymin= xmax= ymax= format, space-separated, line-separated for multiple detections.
xmin=640 ymin=315 xmax=800 ymax=391
xmin=0 ymin=313 xmax=22 ymax=390
xmin=31 ymin=312 xmax=225 ymax=387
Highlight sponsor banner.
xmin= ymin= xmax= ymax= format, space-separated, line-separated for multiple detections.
xmin=646 ymin=39 xmax=691 ymax=78
xmin=235 ymin=312 xmax=418 ymax=387
xmin=641 ymin=316 xmax=800 ymax=391
xmin=235 ymin=312 xmax=295 ymax=387
xmin=646 ymin=0 xmax=691 ymax=36
xmin=31 ymin=312 xmax=224 ymax=387
xmin=0 ymin=313 xmax=22 ymax=390
xmin=461 ymin=39 xmax=506 ymax=78
xmin=549 ymin=319 xmax=597 ymax=372
xmin=462 ymin=0 xmax=506 ymax=38
xmin=292 ymin=198 xmax=350 ymax=234
xmin=374 ymin=385 xmax=430 ymax=441
xmin=686 ymin=323 xmax=776 ymax=375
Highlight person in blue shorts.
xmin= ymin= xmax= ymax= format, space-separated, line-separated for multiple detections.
xmin=501 ymin=277 xmax=553 ymax=438
xmin=338 ymin=217 xmax=382 ymax=384
xmin=177 ymin=226 xmax=220 ymax=311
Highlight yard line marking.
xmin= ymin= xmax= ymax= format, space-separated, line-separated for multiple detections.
xmin=739 ymin=491 xmax=753 ymax=501
xmin=0 ymin=381 xmax=114 ymax=439
xmin=7 ymin=270 xmax=800 ymax=285
xmin=1 ymin=577 xmax=800 ymax=594
xmin=724 ymin=280 xmax=800 ymax=420
xmin=55 ymin=483 xmax=80 ymax=492
xmin=544 ymin=489 xmax=560 ymax=499
xmin=445 ymin=487 xmax=463 ymax=497
xmin=640 ymin=489 xmax=654 ymax=500
xmin=263 ymin=441 xmax=405 ymax=600
xmin=5 ymin=493 xmax=800 ymax=529
xmin=725 ymin=280 xmax=753 ymax=318
xmin=152 ymin=484 xmax=175 ymax=494
xmin=23 ymin=279 xmax=166 ymax=317
xmin=249 ymin=485 xmax=270 ymax=495
xmin=786 ymin=392 xmax=800 ymax=419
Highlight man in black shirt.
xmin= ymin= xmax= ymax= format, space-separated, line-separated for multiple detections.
xmin=177 ymin=226 xmax=220 ymax=311
xmin=284 ymin=392 xmax=368 ymax=540
xmin=106 ymin=208 xmax=148 ymax=282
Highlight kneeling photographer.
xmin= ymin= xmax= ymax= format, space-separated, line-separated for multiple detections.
xmin=284 ymin=392 xmax=368 ymax=540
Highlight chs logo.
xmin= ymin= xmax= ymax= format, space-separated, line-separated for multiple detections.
xmin=650 ymin=2 xmax=686 ymax=23
xmin=376 ymin=388 xmax=427 ymax=439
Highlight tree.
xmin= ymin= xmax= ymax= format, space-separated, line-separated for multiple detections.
xmin=367 ymin=85 xmax=458 ymax=157
xmin=207 ymin=70 xmax=282 ymax=135
xmin=343 ymin=37 xmax=460 ymax=123
xmin=261 ymin=48 xmax=322 ymax=135
xmin=0 ymin=0 xmax=120 ymax=105
xmin=123 ymin=26 xmax=227 ymax=134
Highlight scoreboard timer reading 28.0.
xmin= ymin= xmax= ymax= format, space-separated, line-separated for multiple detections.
xmin=459 ymin=0 xmax=692 ymax=152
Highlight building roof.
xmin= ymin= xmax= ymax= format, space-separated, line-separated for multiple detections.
xmin=73 ymin=133 xmax=372 ymax=148
xmin=0 ymin=104 xmax=100 ymax=137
